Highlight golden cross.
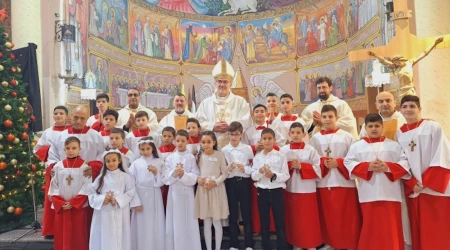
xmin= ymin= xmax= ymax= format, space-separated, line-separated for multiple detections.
xmin=348 ymin=0 xmax=450 ymax=62
xmin=66 ymin=175 xmax=73 ymax=185
xmin=409 ymin=140 xmax=417 ymax=152
xmin=325 ymin=147 xmax=332 ymax=157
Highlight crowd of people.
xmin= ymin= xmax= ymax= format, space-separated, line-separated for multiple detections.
xmin=33 ymin=59 xmax=450 ymax=250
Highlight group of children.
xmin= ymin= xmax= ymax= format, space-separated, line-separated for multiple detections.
xmin=36 ymin=92 xmax=450 ymax=250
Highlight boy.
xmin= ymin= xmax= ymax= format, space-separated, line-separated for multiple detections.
xmin=280 ymin=122 xmax=322 ymax=250
xmin=33 ymin=105 xmax=69 ymax=238
xmin=163 ymin=130 xmax=201 ymax=250
xmin=159 ymin=126 xmax=177 ymax=209
xmin=243 ymin=104 xmax=286 ymax=155
xmin=251 ymin=128 xmax=290 ymax=250
xmin=270 ymin=94 xmax=307 ymax=143
xmin=396 ymin=95 xmax=450 ymax=250
xmin=345 ymin=113 xmax=410 ymax=250
xmin=310 ymin=105 xmax=361 ymax=250
xmin=87 ymin=93 xmax=109 ymax=131
xmin=109 ymin=128 xmax=134 ymax=172
xmin=126 ymin=111 xmax=160 ymax=158
xmin=265 ymin=93 xmax=281 ymax=124
xmin=222 ymin=122 xmax=254 ymax=250
xmin=99 ymin=109 xmax=121 ymax=149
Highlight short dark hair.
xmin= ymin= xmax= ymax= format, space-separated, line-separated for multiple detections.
xmin=54 ymin=105 xmax=69 ymax=114
xmin=289 ymin=122 xmax=305 ymax=133
xmin=128 ymin=87 xmax=140 ymax=95
xmin=400 ymin=95 xmax=420 ymax=108
xmin=162 ymin=126 xmax=176 ymax=137
xmin=186 ymin=117 xmax=201 ymax=129
xmin=110 ymin=128 xmax=125 ymax=139
xmin=176 ymin=129 xmax=190 ymax=140
xmin=365 ymin=113 xmax=383 ymax=125
xmin=228 ymin=121 xmax=243 ymax=133
xmin=96 ymin=93 xmax=110 ymax=102
xmin=103 ymin=109 xmax=118 ymax=121
xmin=175 ymin=93 xmax=186 ymax=98
xmin=280 ymin=93 xmax=293 ymax=101
xmin=261 ymin=128 xmax=275 ymax=138
xmin=135 ymin=111 xmax=149 ymax=119
xmin=64 ymin=136 xmax=80 ymax=146
xmin=265 ymin=92 xmax=277 ymax=98
xmin=315 ymin=76 xmax=333 ymax=87
xmin=253 ymin=104 xmax=267 ymax=111
xmin=321 ymin=104 xmax=337 ymax=116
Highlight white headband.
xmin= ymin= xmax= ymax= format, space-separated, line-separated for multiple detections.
xmin=138 ymin=139 xmax=154 ymax=145
xmin=102 ymin=149 xmax=123 ymax=159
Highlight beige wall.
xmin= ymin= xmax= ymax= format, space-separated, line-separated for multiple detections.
xmin=413 ymin=0 xmax=450 ymax=136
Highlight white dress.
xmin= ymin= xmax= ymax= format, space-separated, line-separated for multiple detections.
xmin=129 ymin=156 xmax=165 ymax=250
xmin=163 ymin=150 xmax=201 ymax=250
xmin=89 ymin=169 xmax=135 ymax=250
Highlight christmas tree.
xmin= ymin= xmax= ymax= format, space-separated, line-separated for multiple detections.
xmin=0 ymin=9 xmax=44 ymax=233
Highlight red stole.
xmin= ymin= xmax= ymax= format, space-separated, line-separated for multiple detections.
xmin=100 ymin=129 xmax=111 ymax=136
xmin=119 ymin=147 xmax=129 ymax=154
xmin=68 ymin=126 xmax=90 ymax=134
xmin=189 ymin=136 xmax=200 ymax=144
xmin=159 ymin=144 xmax=176 ymax=153
xmin=281 ymin=115 xmax=298 ymax=121
xmin=132 ymin=128 xmax=150 ymax=137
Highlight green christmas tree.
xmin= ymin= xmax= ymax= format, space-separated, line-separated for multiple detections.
xmin=0 ymin=12 xmax=44 ymax=233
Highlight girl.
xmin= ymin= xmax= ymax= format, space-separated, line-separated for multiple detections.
xmin=89 ymin=149 xmax=136 ymax=250
xmin=48 ymin=136 xmax=91 ymax=250
xmin=186 ymin=118 xmax=201 ymax=156
xmin=163 ymin=129 xmax=201 ymax=250
xmin=129 ymin=137 xmax=165 ymax=250
xmin=195 ymin=131 xmax=229 ymax=250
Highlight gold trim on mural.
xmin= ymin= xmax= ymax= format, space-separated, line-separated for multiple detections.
xmin=88 ymin=36 xmax=130 ymax=65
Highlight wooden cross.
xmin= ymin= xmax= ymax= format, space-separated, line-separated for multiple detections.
xmin=66 ymin=175 xmax=73 ymax=185
xmin=409 ymin=140 xmax=417 ymax=152
xmin=325 ymin=147 xmax=332 ymax=157
xmin=348 ymin=0 xmax=450 ymax=64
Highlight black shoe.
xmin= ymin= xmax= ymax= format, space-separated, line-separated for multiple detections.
xmin=44 ymin=235 xmax=54 ymax=240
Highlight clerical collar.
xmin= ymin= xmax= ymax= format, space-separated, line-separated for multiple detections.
xmin=53 ymin=125 xmax=67 ymax=131
xmin=67 ymin=156 xmax=79 ymax=160
xmin=68 ymin=126 xmax=89 ymax=134
xmin=290 ymin=142 xmax=305 ymax=149
xmin=379 ymin=111 xmax=395 ymax=120
xmin=119 ymin=147 xmax=129 ymax=154
xmin=159 ymin=144 xmax=176 ymax=152
xmin=363 ymin=137 xmax=385 ymax=143
xmin=400 ymin=119 xmax=424 ymax=133
xmin=174 ymin=110 xmax=185 ymax=115
xmin=189 ymin=136 xmax=200 ymax=144
xmin=133 ymin=128 xmax=150 ymax=137
xmin=320 ymin=128 xmax=340 ymax=135
xmin=101 ymin=129 xmax=111 ymax=136
xmin=216 ymin=93 xmax=230 ymax=100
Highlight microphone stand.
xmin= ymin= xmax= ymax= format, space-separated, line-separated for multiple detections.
xmin=11 ymin=118 xmax=42 ymax=243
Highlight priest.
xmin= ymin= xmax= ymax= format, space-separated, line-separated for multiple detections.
xmin=195 ymin=59 xmax=251 ymax=149
xmin=396 ymin=95 xmax=450 ymax=250
xmin=47 ymin=106 xmax=105 ymax=180
xmin=359 ymin=91 xmax=406 ymax=140
xmin=301 ymin=76 xmax=358 ymax=139
xmin=158 ymin=93 xmax=194 ymax=133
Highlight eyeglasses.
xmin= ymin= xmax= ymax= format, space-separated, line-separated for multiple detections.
xmin=217 ymin=80 xmax=230 ymax=84
xmin=228 ymin=133 xmax=241 ymax=137
xmin=128 ymin=93 xmax=139 ymax=97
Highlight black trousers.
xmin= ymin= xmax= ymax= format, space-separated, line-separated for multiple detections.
xmin=257 ymin=187 xmax=286 ymax=250
xmin=226 ymin=177 xmax=253 ymax=248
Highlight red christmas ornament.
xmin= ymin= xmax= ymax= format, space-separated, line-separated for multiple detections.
xmin=0 ymin=162 xmax=6 ymax=170
xmin=21 ymin=132 xmax=28 ymax=140
xmin=23 ymin=123 xmax=29 ymax=129
xmin=9 ymin=53 xmax=15 ymax=60
xmin=3 ymin=119 xmax=13 ymax=127
xmin=40 ymin=185 xmax=45 ymax=191
xmin=14 ymin=207 xmax=23 ymax=216
xmin=30 ymin=115 xmax=36 ymax=121
xmin=11 ymin=91 xmax=17 ymax=97
xmin=10 ymin=67 xmax=16 ymax=73
xmin=6 ymin=133 xmax=15 ymax=142
xmin=30 ymin=164 xmax=37 ymax=171
xmin=0 ymin=52 xmax=3 ymax=58
xmin=10 ymin=79 xmax=17 ymax=86
xmin=16 ymin=170 xmax=22 ymax=176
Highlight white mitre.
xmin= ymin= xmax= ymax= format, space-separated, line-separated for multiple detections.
xmin=212 ymin=59 xmax=235 ymax=80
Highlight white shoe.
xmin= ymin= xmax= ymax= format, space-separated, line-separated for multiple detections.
xmin=230 ymin=248 xmax=238 ymax=250
xmin=245 ymin=248 xmax=253 ymax=250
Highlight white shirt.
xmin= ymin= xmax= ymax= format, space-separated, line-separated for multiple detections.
xmin=222 ymin=142 xmax=254 ymax=178
xmin=251 ymin=149 xmax=290 ymax=189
